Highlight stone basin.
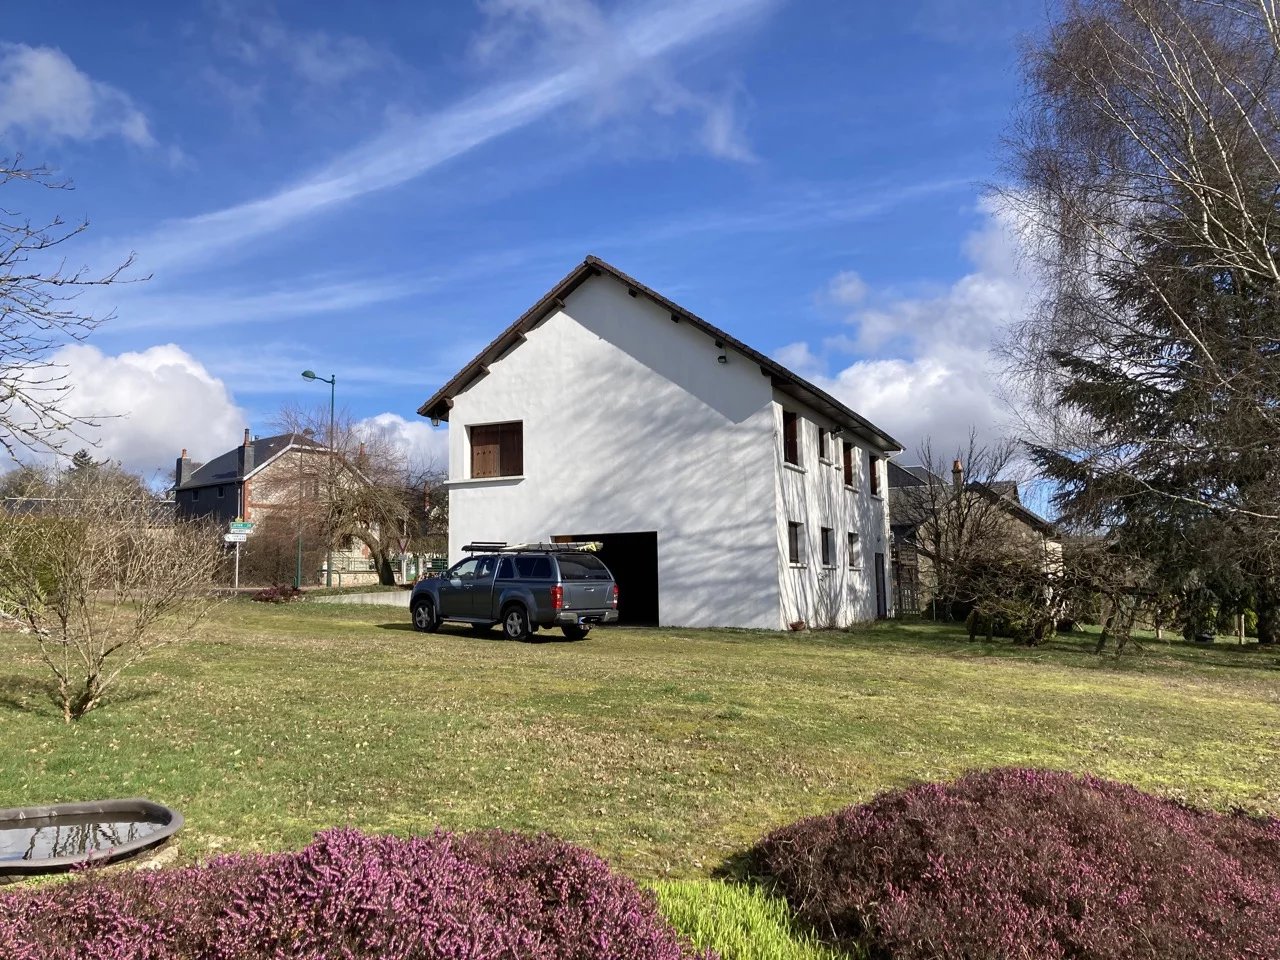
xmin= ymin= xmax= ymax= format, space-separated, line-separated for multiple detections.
xmin=0 ymin=798 xmax=183 ymax=879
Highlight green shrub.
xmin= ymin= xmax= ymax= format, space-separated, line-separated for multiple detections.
xmin=653 ymin=880 xmax=855 ymax=960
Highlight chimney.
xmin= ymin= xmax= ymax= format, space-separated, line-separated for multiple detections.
xmin=952 ymin=459 xmax=964 ymax=491
xmin=357 ymin=441 xmax=366 ymax=464
xmin=237 ymin=427 xmax=255 ymax=478
xmin=175 ymin=448 xmax=194 ymax=488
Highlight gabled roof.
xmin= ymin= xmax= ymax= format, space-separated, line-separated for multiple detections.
xmin=416 ymin=255 xmax=902 ymax=453
xmin=177 ymin=433 xmax=324 ymax=491
xmin=887 ymin=462 xmax=1057 ymax=537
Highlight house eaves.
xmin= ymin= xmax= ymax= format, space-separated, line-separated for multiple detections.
xmin=416 ymin=255 xmax=903 ymax=454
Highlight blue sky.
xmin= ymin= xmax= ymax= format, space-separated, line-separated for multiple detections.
xmin=1 ymin=0 xmax=1052 ymax=477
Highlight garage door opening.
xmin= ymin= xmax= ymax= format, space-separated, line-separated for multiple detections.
xmin=553 ymin=531 xmax=659 ymax=626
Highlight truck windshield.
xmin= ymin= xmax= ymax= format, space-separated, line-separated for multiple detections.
xmin=556 ymin=554 xmax=611 ymax=580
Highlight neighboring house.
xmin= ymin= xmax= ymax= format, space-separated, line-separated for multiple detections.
xmin=888 ymin=459 xmax=1059 ymax=615
xmin=417 ymin=255 xmax=903 ymax=630
xmin=174 ymin=430 xmax=378 ymax=582
xmin=174 ymin=429 xmax=322 ymax=525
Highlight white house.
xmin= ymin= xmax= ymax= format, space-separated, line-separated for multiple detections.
xmin=417 ymin=256 xmax=902 ymax=630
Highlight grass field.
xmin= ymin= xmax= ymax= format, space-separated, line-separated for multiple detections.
xmin=2 ymin=603 xmax=1278 ymax=955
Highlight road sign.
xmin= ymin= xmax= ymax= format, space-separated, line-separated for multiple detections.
xmin=229 ymin=521 xmax=254 ymax=533
xmin=224 ymin=532 xmax=248 ymax=543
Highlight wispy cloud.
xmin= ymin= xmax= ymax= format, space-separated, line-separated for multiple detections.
xmin=0 ymin=42 xmax=155 ymax=147
xmin=594 ymin=174 xmax=974 ymax=248
xmin=124 ymin=0 xmax=777 ymax=275
xmin=104 ymin=274 xmax=429 ymax=332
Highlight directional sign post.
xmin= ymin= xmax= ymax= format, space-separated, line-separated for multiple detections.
xmin=227 ymin=521 xmax=254 ymax=590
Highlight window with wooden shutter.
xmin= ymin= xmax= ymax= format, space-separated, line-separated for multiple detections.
xmin=470 ymin=422 xmax=523 ymax=478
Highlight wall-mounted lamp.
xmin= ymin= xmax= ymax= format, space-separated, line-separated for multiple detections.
xmin=831 ymin=427 xmax=845 ymax=439
xmin=430 ymin=417 xmax=441 ymax=427
xmin=717 ymin=354 xmax=728 ymax=364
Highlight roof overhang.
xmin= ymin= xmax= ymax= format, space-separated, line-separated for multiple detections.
xmin=417 ymin=255 xmax=903 ymax=454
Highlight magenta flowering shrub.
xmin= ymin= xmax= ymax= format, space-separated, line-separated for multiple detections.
xmin=753 ymin=768 xmax=1280 ymax=960
xmin=251 ymin=583 xmax=303 ymax=603
xmin=0 ymin=828 xmax=712 ymax=960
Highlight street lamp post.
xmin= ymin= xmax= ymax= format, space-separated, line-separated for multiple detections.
xmin=302 ymin=370 xmax=336 ymax=587
xmin=294 ymin=427 xmax=314 ymax=590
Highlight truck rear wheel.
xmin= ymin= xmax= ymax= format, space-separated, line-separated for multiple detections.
xmin=502 ymin=604 xmax=531 ymax=641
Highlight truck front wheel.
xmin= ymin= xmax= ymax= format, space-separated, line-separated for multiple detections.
xmin=411 ymin=599 xmax=439 ymax=633
xmin=502 ymin=604 xmax=531 ymax=641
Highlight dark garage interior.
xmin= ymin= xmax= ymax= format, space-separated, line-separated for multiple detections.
xmin=554 ymin=531 xmax=659 ymax=626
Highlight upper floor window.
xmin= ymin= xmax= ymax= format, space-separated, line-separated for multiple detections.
xmin=818 ymin=427 xmax=830 ymax=462
xmin=869 ymin=454 xmax=881 ymax=496
xmin=217 ymin=485 xmax=224 ymax=499
xmin=470 ymin=421 xmax=524 ymax=478
xmin=848 ymin=531 xmax=860 ymax=568
xmin=842 ymin=442 xmax=854 ymax=487
xmin=782 ymin=411 xmax=800 ymax=466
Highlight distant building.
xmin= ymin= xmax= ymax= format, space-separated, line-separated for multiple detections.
xmin=888 ymin=460 xmax=1059 ymax=616
xmin=174 ymin=429 xmax=323 ymax=525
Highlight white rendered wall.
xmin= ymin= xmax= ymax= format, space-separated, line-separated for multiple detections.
xmin=446 ymin=274 xmax=782 ymax=629
xmin=772 ymin=393 xmax=893 ymax=628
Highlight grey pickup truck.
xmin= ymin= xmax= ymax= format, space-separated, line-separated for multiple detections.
xmin=410 ymin=543 xmax=619 ymax=641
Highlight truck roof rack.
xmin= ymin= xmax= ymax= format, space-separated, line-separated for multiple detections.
xmin=461 ymin=541 xmax=603 ymax=554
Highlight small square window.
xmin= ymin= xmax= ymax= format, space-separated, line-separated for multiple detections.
xmin=782 ymin=411 xmax=800 ymax=466
xmin=471 ymin=421 xmax=524 ymax=478
xmin=787 ymin=521 xmax=804 ymax=565
xmin=821 ymin=527 xmax=834 ymax=567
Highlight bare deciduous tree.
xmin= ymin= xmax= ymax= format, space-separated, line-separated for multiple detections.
xmin=1001 ymin=0 xmax=1280 ymax=640
xmin=1 ymin=158 xmax=136 ymax=462
xmin=262 ymin=406 xmax=443 ymax=585
xmin=0 ymin=468 xmax=223 ymax=722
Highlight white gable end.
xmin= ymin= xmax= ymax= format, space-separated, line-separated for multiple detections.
xmin=447 ymin=272 xmax=782 ymax=629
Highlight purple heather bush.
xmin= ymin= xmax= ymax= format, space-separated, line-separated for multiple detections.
xmin=0 ymin=828 xmax=712 ymax=960
xmin=250 ymin=583 xmax=303 ymax=603
xmin=753 ymin=768 xmax=1280 ymax=960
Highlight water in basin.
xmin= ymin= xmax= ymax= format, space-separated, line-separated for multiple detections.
xmin=0 ymin=814 xmax=164 ymax=863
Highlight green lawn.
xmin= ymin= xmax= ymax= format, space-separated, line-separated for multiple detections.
xmin=3 ymin=602 xmax=1277 ymax=881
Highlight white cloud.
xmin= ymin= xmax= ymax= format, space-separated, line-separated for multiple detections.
xmin=0 ymin=43 xmax=155 ymax=147
xmin=357 ymin=412 xmax=448 ymax=469
xmin=778 ymin=199 xmax=1033 ymax=456
xmin=827 ymin=270 xmax=868 ymax=306
xmin=124 ymin=0 xmax=776 ymax=275
xmin=209 ymin=2 xmax=387 ymax=89
xmin=51 ymin=344 xmax=244 ymax=478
